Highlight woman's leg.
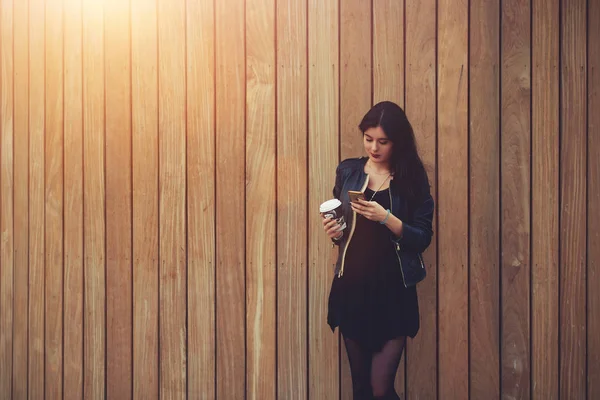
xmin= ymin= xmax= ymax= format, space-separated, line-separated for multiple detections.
xmin=343 ymin=335 xmax=372 ymax=399
xmin=370 ymin=336 xmax=406 ymax=399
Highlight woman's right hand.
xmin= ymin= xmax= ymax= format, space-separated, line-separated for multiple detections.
xmin=322 ymin=217 xmax=343 ymax=240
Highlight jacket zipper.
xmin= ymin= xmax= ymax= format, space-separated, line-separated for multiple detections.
xmin=389 ymin=185 xmax=408 ymax=287
xmin=337 ymin=174 xmax=369 ymax=277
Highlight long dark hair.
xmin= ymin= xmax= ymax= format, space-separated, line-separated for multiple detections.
xmin=358 ymin=101 xmax=429 ymax=203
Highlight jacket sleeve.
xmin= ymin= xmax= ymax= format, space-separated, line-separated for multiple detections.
xmin=330 ymin=163 xmax=344 ymax=246
xmin=393 ymin=184 xmax=434 ymax=253
xmin=333 ymin=162 xmax=343 ymax=200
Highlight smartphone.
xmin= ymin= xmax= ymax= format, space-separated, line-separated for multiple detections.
xmin=348 ymin=190 xmax=365 ymax=203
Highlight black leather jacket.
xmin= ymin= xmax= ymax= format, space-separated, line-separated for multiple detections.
xmin=331 ymin=157 xmax=434 ymax=287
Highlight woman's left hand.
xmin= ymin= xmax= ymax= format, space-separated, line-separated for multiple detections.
xmin=351 ymin=199 xmax=388 ymax=222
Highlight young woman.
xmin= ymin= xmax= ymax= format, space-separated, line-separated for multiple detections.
xmin=322 ymin=101 xmax=434 ymax=399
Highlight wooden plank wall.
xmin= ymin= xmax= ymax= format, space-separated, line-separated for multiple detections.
xmin=0 ymin=0 xmax=597 ymax=399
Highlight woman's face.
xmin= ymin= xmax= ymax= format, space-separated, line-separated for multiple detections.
xmin=363 ymin=126 xmax=393 ymax=167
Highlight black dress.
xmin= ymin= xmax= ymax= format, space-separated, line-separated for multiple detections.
xmin=327 ymin=187 xmax=420 ymax=352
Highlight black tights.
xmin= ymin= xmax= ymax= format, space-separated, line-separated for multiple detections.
xmin=344 ymin=335 xmax=406 ymax=400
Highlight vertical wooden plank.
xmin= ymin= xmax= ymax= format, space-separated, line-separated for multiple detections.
xmin=105 ymin=0 xmax=133 ymax=398
xmin=588 ymin=0 xmax=600 ymax=397
xmin=501 ymin=0 xmax=531 ymax=396
xmin=532 ymin=0 xmax=559 ymax=398
xmin=186 ymin=0 xmax=215 ymax=397
xmin=158 ymin=0 xmax=187 ymax=397
xmin=469 ymin=0 xmax=500 ymax=398
xmin=373 ymin=0 xmax=403 ymax=106
xmin=82 ymin=0 xmax=106 ymax=396
xmin=64 ymin=0 xmax=84 ymax=398
xmin=276 ymin=0 xmax=308 ymax=397
xmin=340 ymin=0 xmax=371 ymax=160
xmin=12 ymin=0 xmax=29 ymax=398
xmin=438 ymin=0 xmax=469 ymax=396
xmin=0 ymin=0 xmax=14 ymax=397
xmin=308 ymin=0 xmax=339 ymax=398
xmin=28 ymin=0 xmax=45 ymax=397
xmin=246 ymin=0 xmax=276 ymax=399
xmin=339 ymin=1 xmax=372 ymax=397
xmin=215 ymin=0 xmax=246 ymax=396
xmin=405 ymin=0 xmax=438 ymax=398
xmin=559 ymin=0 xmax=587 ymax=397
xmin=131 ymin=0 xmax=159 ymax=397
xmin=45 ymin=1 xmax=64 ymax=398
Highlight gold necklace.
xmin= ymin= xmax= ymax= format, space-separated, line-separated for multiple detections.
xmin=368 ymin=173 xmax=391 ymax=201
xmin=366 ymin=160 xmax=391 ymax=175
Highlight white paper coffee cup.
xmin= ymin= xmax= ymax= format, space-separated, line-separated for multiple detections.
xmin=319 ymin=199 xmax=347 ymax=231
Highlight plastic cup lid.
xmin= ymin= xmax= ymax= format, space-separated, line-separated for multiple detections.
xmin=319 ymin=198 xmax=341 ymax=213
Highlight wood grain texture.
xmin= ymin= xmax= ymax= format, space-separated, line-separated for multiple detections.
xmin=186 ymin=0 xmax=215 ymax=397
xmin=340 ymin=0 xmax=371 ymax=161
xmin=105 ymin=0 xmax=133 ymax=398
xmin=373 ymin=0 xmax=403 ymax=106
xmin=44 ymin=1 xmax=63 ymax=398
xmin=469 ymin=0 xmax=500 ymax=399
xmin=63 ymin=0 xmax=84 ymax=397
xmin=4 ymin=3 xmax=599 ymax=399
xmin=588 ymin=0 xmax=600 ymax=397
xmin=82 ymin=0 xmax=106 ymax=397
xmin=131 ymin=0 xmax=159 ymax=397
xmin=559 ymin=0 xmax=587 ymax=397
xmin=276 ymin=0 xmax=308 ymax=397
xmin=308 ymin=0 xmax=339 ymax=398
xmin=405 ymin=0 xmax=438 ymax=398
xmin=501 ymin=0 xmax=531 ymax=397
xmin=158 ymin=0 xmax=187 ymax=397
xmin=215 ymin=0 xmax=246 ymax=396
xmin=0 ymin=0 xmax=14 ymax=397
xmin=339 ymin=1 xmax=372 ymax=397
xmin=12 ymin=0 xmax=29 ymax=398
xmin=437 ymin=0 xmax=469 ymax=397
xmin=532 ymin=0 xmax=559 ymax=398
xmin=28 ymin=1 xmax=45 ymax=397
xmin=246 ymin=0 xmax=276 ymax=398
